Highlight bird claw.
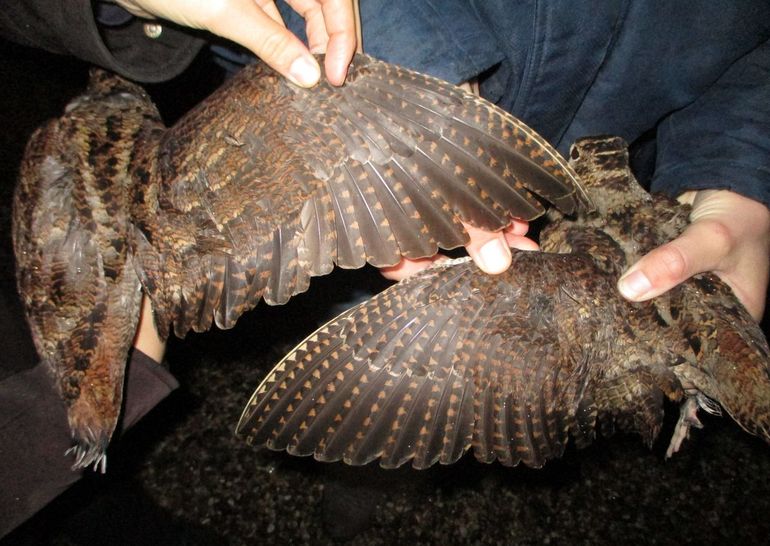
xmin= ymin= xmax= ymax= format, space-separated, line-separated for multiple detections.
xmin=65 ymin=442 xmax=108 ymax=473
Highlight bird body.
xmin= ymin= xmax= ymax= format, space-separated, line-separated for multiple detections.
xmin=13 ymin=71 xmax=154 ymax=470
xmin=14 ymin=54 xmax=588 ymax=469
xmin=237 ymin=136 xmax=770 ymax=468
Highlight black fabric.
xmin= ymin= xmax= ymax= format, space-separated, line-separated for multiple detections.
xmin=0 ymin=290 xmax=38 ymax=380
xmin=0 ymin=348 xmax=178 ymax=538
xmin=94 ymin=2 xmax=134 ymax=26
xmin=0 ymin=1 xmax=203 ymax=82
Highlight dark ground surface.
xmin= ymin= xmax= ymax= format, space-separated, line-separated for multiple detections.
xmin=1 ymin=41 xmax=770 ymax=546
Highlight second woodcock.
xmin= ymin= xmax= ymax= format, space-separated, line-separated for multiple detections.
xmin=238 ymin=136 xmax=770 ymax=469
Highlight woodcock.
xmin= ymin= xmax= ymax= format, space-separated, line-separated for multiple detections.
xmin=13 ymin=54 xmax=590 ymax=471
xmin=237 ymin=136 xmax=770 ymax=469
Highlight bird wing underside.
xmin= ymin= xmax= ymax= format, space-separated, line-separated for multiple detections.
xmin=237 ymin=255 xmax=597 ymax=469
xmin=151 ymin=54 xmax=591 ymax=337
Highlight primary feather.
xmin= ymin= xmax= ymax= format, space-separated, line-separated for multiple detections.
xmin=13 ymin=54 xmax=588 ymax=469
xmin=237 ymin=136 xmax=770 ymax=469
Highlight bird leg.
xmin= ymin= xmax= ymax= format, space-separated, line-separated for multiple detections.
xmin=666 ymin=396 xmax=703 ymax=458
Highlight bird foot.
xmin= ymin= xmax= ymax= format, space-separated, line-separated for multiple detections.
xmin=65 ymin=440 xmax=108 ymax=473
xmin=666 ymin=397 xmax=702 ymax=458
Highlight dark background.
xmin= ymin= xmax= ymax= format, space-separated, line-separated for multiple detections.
xmin=1 ymin=40 xmax=769 ymax=545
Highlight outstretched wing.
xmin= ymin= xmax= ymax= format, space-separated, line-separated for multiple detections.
xmin=237 ymin=254 xmax=607 ymax=469
xmin=137 ymin=54 xmax=591 ymax=338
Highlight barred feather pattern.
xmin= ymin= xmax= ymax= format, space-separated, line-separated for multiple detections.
xmin=13 ymin=72 xmax=147 ymax=470
xmin=15 ymin=54 xmax=590 ymax=468
xmin=238 ymin=136 xmax=770 ymax=468
xmin=134 ymin=54 xmax=590 ymax=339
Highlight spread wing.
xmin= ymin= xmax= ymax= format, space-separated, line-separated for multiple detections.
xmin=136 ymin=54 xmax=591 ymax=338
xmin=237 ymin=254 xmax=604 ymax=469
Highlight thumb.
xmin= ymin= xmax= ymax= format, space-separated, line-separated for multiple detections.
xmin=463 ymin=224 xmax=512 ymax=275
xmin=617 ymin=220 xmax=730 ymax=302
xmin=206 ymin=4 xmax=321 ymax=87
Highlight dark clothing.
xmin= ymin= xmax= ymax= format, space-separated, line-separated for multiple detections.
xmin=1 ymin=0 xmax=768 ymax=204
xmin=240 ymin=0 xmax=770 ymax=207
xmin=0 ymin=1 xmax=204 ymax=82
xmin=0 ymin=348 xmax=178 ymax=537
xmin=359 ymin=0 xmax=770 ymax=208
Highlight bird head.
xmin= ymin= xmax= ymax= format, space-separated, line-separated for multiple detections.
xmin=567 ymin=136 xmax=653 ymax=218
xmin=64 ymin=69 xmax=153 ymax=115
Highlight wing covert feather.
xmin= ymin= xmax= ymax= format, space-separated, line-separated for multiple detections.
xmin=238 ymin=254 xmax=601 ymax=468
xmin=147 ymin=54 xmax=589 ymax=338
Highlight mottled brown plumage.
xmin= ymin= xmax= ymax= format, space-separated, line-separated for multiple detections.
xmin=13 ymin=54 xmax=588 ymax=470
xmin=237 ymin=136 xmax=770 ymax=469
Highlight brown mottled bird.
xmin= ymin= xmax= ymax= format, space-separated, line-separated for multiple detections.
xmin=237 ymin=136 xmax=770 ymax=469
xmin=13 ymin=54 xmax=589 ymax=471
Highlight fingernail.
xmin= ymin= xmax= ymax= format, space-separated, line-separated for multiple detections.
xmin=288 ymin=56 xmax=320 ymax=87
xmin=477 ymin=239 xmax=511 ymax=274
xmin=618 ymin=269 xmax=652 ymax=300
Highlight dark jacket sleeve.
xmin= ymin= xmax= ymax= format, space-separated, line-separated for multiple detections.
xmin=0 ymin=1 xmax=204 ymax=82
xmin=652 ymin=40 xmax=770 ymax=208
xmin=0 ymin=350 xmax=178 ymax=539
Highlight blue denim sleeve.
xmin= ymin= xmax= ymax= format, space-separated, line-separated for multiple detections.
xmin=652 ymin=40 xmax=770 ymax=208
xmin=278 ymin=0 xmax=503 ymax=84
xmin=357 ymin=0 xmax=503 ymax=84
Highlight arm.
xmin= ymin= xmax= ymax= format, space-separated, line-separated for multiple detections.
xmin=0 ymin=349 xmax=177 ymax=538
xmin=0 ymin=0 xmax=357 ymax=86
xmin=115 ymin=0 xmax=357 ymax=86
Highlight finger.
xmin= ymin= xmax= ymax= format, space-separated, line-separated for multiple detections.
xmin=206 ymin=0 xmax=320 ymax=87
xmin=286 ymin=0 xmax=356 ymax=85
xmin=319 ymin=0 xmax=357 ymax=84
xmin=381 ymin=220 xmax=535 ymax=281
xmin=287 ymin=0 xmax=329 ymax=52
xmin=501 ymin=219 xmax=539 ymax=250
xmin=506 ymin=218 xmax=531 ymax=237
xmin=255 ymin=0 xmax=287 ymax=26
xmin=379 ymin=256 xmax=446 ymax=281
xmin=504 ymin=232 xmax=540 ymax=251
xmin=617 ymin=219 xmax=732 ymax=302
xmin=463 ymin=223 xmax=512 ymax=275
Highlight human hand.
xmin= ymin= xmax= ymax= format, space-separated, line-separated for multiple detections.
xmin=380 ymin=218 xmax=538 ymax=281
xmin=115 ymin=0 xmax=357 ymax=86
xmin=381 ymin=78 xmax=537 ymax=282
xmin=617 ymin=190 xmax=770 ymax=321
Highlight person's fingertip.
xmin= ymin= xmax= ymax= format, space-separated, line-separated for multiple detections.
xmin=323 ymin=47 xmax=355 ymax=86
xmin=324 ymin=65 xmax=345 ymax=86
xmin=287 ymin=55 xmax=321 ymax=87
xmin=379 ymin=256 xmax=441 ymax=281
xmin=504 ymin=233 xmax=539 ymax=251
xmin=617 ymin=269 xmax=653 ymax=300
xmin=476 ymin=238 xmax=512 ymax=274
xmin=507 ymin=218 xmax=530 ymax=236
